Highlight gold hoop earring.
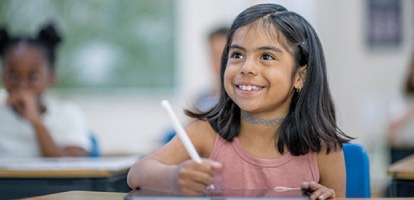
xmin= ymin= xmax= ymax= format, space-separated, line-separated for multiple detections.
xmin=295 ymin=87 xmax=302 ymax=93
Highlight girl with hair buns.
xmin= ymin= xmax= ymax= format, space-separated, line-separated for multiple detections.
xmin=0 ymin=22 xmax=90 ymax=157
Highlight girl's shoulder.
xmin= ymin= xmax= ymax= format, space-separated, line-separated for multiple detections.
xmin=316 ymin=146 xmax=345 ymax=176
xmin=186 ymin=119 xmax=217 ymax=157
xmin=316 ymin=146 xmax=344 ymax=164
xmin=315 ymin=146 xmax=346 ymax=196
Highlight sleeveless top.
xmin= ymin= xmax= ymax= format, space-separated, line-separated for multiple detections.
xmin=208 ymin=135 xmax=320 ymax=190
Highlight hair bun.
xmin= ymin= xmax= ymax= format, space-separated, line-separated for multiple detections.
xmin=0 ymin=27 xmax=10 ymax=55
xmin=36 ymin=22 xmax=62 ymax=50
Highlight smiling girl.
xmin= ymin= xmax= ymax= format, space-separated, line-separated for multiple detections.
xmin=128 ymin=4 xmax=352 ymax=199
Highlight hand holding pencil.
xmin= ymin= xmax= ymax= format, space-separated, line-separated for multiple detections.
xmin=161 ymin=100 xmax=221 ymax=195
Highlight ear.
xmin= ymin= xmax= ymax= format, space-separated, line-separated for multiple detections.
xmin=293 ymin=66 xmax=307 ymax=90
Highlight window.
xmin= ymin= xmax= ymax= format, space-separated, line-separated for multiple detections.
xmin=0 ymin=0 xmax=176 ymax=90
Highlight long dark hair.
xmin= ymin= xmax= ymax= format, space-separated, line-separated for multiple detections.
xmin=0 ymin=22 xmax=62 ymax=68
xmin=186 ymin=4 xmax=352 ymax=156
xmin=404 ymin=52 xmax=414 ymax=96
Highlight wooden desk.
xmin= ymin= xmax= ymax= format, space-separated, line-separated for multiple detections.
xmin=387 ymin=154 xmax=414 ymax=180
xmin=27 ymin=191 xmax=125 ymax=200
xmin=0 ymin=156 xmax=137 ymax=199
xmin=25 ymin=191 xmax=414 ymax=200
xmin=387 ymin=154 xmax=414 ymax=197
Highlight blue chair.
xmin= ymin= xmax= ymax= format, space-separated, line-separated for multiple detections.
xmin=89 ymin=133 xmax=100 ymax=157
xmin=343 ymin=143 xmax=371 ymax=198
xmin=162 ymin=129 xmax=176 ymax=144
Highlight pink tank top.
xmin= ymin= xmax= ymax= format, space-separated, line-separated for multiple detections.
xmin=208 ymin=135 xmax=320 ymax=190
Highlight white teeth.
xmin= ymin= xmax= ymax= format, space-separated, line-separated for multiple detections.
xmin=238 ymin=85 xmax=261 ymax=91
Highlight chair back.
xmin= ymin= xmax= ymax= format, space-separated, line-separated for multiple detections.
xmin=89 ymin=133 xmax=100 ymax=157
xmin=343 ymin=143 xmax=371 ymax=197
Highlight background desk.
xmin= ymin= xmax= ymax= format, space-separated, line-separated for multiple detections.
xmin=0 ymin=156 xmax=137 ymax=199
xmin=387 ymin=154 xmax=414 ymax=197
xmin=29 ymin=191 xmax=125 ymax=200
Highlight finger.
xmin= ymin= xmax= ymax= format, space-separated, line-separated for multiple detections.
xmin=11 ymin=100 xmax=25 ymax=115
xmin=180 ymin=161 xmax=211 ymax=176
xmin=7 ymin=92 xmax=24 ymax=107
xmin=309 ymin=181 xmax=323 ymax=191
xmin=313 ymin=187 xmax=335 ymax=200
xmin=301 ymin=180 xmax=321 ymax=192
xmin=301 ymin=181 xmax=324 ymax=199
xmin=188 ymin=160 xmax=221 ymax=176
xmin=178 ymin=178 xmax=208 ymax=194
xmin=202 ymin=159 xmax=222 ymax=170
xmin=301 ymin=180 xmax=310 ymax=190
xmin=319 ymin=189 xmax=335 ymax=200
xmin=194 ymin=163 xmax=215 ymax=176
xmin=310 ymin=189 xmax=323 ymax=200
xmin=180 ymin=167 xmax=214 ymax=186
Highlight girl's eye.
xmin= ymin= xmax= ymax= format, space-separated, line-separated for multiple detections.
xmin=8 ymin=73 xmax=18 ymax=82
xmin=230 ymin=52 xmax=243 ymax=59
xmin=29 ymin=73 xmax=38 ymax=83
xmin=261 ymin=53 xmax=274 ymax=61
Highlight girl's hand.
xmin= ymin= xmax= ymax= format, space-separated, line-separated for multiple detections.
xmin=173 ymin=159 xmax=222 ymax=195
xmin=301 ymin=180 xmax=336 ymax=200
xmin=6 ymin=89 xmax=42 ymax=124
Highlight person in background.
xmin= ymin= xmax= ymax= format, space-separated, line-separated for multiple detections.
xmin=193 ymin=26 xmax=229 ymax=112
xmin=386 ymin=51 xmax=414 ymax=197
xmin=128 ymin=4 xmax=352 ymax=199
xmin=0 ymin=22 xmax=90 ymax=157
xmin=387 ymin=52 xmax=414 ymax=163
xmin=162 ymin=26 xmax=230 ymax=143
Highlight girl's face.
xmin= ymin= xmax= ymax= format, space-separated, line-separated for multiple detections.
xmin=2 ymin=44 xmax=55 ymax=97
xmin=224 ymin=22 xmax=306 ymax=118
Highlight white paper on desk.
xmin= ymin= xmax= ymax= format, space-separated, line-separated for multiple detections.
xmin=0 ymin=156 xmax=138 ymax=171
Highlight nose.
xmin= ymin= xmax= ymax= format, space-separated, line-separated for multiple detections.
xmin=15 ymin=79 xmax=30 ymax=89
xmin=240 ymin=57 xmax=258 ymax=76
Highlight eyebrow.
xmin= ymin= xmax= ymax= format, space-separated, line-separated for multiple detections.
xmin=229 ymin=44 xmax=283 ymax=53
xmin=229 ymin=44 xmax=245 ymax=51
xmin=257 ymin=46 xmax=283 ymax=53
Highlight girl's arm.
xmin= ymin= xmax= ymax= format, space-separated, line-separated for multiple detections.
xmin=302 ymin=147 xmax=346 ymax=200
xmin=127 ymin=120 xmax=220 ymax=195
xmin=31 ymin=119 xmax=87 ymax=157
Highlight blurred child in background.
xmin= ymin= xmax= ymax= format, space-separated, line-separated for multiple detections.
xmin=163 ymin=26 xmax=230 ymax=143
xmin=194 ymin=26 xmax=229 ymax=112
xmin=0 ymin=22 xmax=90 ymax=157
xmin=387 ymin=51 xmax=414 ymax=162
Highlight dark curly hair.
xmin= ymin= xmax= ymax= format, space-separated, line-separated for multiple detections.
xmin=0 ymin=22 xmax=62 ymax=68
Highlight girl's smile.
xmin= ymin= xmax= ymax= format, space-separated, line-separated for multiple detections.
xmin=235 ymin=82 xmax=264 ymax=96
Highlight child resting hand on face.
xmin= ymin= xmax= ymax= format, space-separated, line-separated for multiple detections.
xmin=0 ymin=22 xmax=90 ymax=157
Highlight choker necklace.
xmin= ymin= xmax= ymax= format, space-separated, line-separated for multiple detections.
xmin=240 ymin=111 xmax=285 ymax=126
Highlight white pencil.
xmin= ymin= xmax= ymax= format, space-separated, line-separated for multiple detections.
xmin=161 ymin=100 xmax=202 ymax=163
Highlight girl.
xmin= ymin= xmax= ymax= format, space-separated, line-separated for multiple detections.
xmin=0 ymin=23 xmax=90 ymax=157
xmin=128 ymin=4 xmax=352 ymax=199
